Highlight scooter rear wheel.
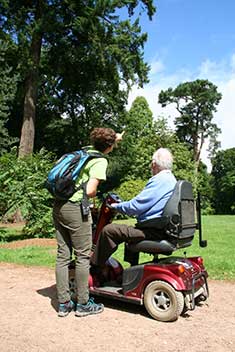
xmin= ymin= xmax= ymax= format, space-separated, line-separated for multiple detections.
xmin=144 ymin=280 xmax=184 ymax=322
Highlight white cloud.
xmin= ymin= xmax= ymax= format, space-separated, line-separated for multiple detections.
xmin=127 ymin=55 xmax=235 ymax=170
xmin=199 ymin=59 xmax=226 ymax=80
xmin=149 ymin=59 xmax=165 ymax=75
xmin=215 ymin=78 xmax=235 ymax=150
xmin=231 ymin=54 xmax=235 ymax=72
xmin=198 ymin=57 xmax=235 ymax=152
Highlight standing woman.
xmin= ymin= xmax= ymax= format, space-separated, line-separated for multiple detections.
xmin=53 ymin=128 xmax=124 ymax=317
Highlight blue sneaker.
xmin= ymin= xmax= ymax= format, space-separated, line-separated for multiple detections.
xmin=58 ymin=300 xmax=75 ymax=317
xmin=75 ymin=297 xmax=104 ymax=317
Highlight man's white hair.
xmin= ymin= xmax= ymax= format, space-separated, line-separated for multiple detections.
xmin=152 ymin=148 xmax=173 ymax=170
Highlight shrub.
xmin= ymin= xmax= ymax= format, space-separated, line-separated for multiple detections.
xmin=114 ymin=179 xmax=147 ymax=201
xmin=0 ymin=148 xmax=55 ymax=237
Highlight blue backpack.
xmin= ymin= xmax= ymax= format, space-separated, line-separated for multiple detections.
xmin=45 ymin=148 xmax=102 ymax=200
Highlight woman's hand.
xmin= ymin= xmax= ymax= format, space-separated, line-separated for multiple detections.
xmin=115 ymin=131 xmax=125 ymax=142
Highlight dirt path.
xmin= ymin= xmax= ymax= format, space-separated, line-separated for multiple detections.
xmin=0 ymin=261 xmax=235 ymax=352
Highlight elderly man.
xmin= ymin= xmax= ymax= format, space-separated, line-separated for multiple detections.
xmin=91 ymin=147 xmax=177 ymax=267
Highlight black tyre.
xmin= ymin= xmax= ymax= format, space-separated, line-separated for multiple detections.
xmin=144 ymin=280 xmax=185 ymax=322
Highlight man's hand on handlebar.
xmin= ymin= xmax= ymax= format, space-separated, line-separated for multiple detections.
xmin=105 ymin=202 xmax=119 ymax=211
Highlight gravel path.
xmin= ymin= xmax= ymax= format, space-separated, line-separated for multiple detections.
xmin=1 ymin=262 xmax=235 ymax=352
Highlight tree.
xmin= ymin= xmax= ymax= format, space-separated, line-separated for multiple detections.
xmin=123 ymin=96 xmax=156 ymax=179
xmin=152 ymin=117 xmax=195 ymax=183
xmin=197 ymin=162 xmax=214 ymax=214
xmin=107 ymin=96 xmax=156 ymax=184
xmin=158 ymin=79 xmax=222 ymax=172
xmin=111 ymin=102 xmax=195 ymax=186
xmin=0 ymin=0 xmax=156 ymax=157
xmin=211 ymin=148 xmax=235 ymax=214
xmin=0 ymin=40 xmax=18 ymax=155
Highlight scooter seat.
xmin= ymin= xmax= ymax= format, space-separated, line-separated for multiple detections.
xmin=128 ymin=239 xmax=176 ymax=255
xmin=124 ymin=181 xmax=198 ymax=265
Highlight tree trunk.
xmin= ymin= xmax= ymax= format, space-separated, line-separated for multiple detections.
xmin=18 ymin=1 xmax=43 ymax=158
xmin=18 ymin=75 xmax=37 ymax=157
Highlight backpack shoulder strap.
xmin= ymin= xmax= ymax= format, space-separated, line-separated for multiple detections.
xmin=82 ymin=146 xmax=106 ymax=159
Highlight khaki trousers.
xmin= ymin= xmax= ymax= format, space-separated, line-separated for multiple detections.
xmin=53 ymin=201 xmax=92 ymax=304
xmin=92 ymin=223 xmax=164 ymax=266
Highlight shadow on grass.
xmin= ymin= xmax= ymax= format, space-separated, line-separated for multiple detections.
xmin=0 ymin=232 xmax=34 ymax=242
xmin=0 ymin=225 xmax=32 ymax=242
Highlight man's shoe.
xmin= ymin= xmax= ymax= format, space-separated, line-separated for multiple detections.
xmin=90 ymin=265 xmax=107 ymax=286
xmin=58 ymin=300 xmax=75 ymax=317
xmin=75 ymin=297 xmax=104 ymax=317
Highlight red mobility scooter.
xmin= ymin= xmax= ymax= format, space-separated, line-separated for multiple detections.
xmin=69 ymin=180 xmax=209 ymax=322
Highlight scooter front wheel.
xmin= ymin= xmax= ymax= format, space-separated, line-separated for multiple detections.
xmin=144 ymin=280 xmax=184 ymax=322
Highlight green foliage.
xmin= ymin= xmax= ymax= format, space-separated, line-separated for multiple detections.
xmin=196 ymin=162 xmax=214 ymax=214
xmin=128 ymin=97 xmax=154 ymax=177
xmin=121 ymin=96 xmax=156 ymax=180
xmin=114 ymin=179 xmax=147 ymax=201
xmin=0 ymin=40 xmax=19 ymax=154
xmin=0 ymin=1 xmax=156 ymax=155
xmin=106 ymin=110 xmax=196 ymax=194
xmin=158 ymin=79 xmax=222 ymax=167
xmin=0 ymin=148 xmax=55 ymax=237
xmin=211 ymin=148 xmax=235 ymax=214
xmin=100 ymin=97 xmax=156 ymax=192
xmin=153 ymin=117 xmax=195 ymax=184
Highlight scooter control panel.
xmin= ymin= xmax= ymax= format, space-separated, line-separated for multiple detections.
xmin=107 ymin=192 xmax=123 ymax=204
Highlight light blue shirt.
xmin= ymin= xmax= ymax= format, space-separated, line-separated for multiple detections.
xmin=113 ymin=170 xmax=177 ymax=223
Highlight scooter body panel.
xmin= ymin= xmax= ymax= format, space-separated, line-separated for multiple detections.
xmin=89 ymin=255 xmax=208 ymax=306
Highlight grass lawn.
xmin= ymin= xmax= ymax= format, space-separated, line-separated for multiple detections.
xmin=0 ymin=245 xmax=56 ymax=268
xmin=0 ymin=215 xmax=235 ymax=280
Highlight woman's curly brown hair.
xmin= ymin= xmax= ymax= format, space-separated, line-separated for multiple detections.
xmin=90 ymin=128 xmax=116 ymax=152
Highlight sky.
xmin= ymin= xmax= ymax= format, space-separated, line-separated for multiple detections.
xmin=127 ymin=0 xmax=235 ymax=169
